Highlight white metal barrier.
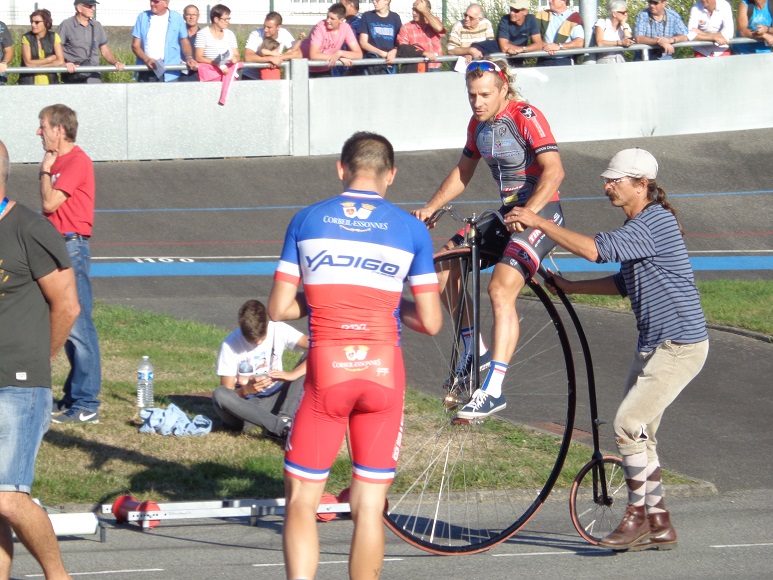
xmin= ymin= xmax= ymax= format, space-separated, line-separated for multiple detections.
xmin=1 ymin=51 xmax=772 ymax=162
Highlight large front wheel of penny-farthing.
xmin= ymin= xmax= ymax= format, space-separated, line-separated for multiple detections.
xmin=386 ymin=247 xmax=577 ymax=554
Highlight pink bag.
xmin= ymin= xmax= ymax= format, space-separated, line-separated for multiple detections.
xmin=197 ymin=62 xmax=244 ymax=105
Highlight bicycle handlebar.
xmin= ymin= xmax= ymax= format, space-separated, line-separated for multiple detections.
xmin=424 ymin=205 xmax=507 ymax=228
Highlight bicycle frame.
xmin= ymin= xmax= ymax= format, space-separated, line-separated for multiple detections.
xmin=538 ymin=266 xmax=614 ymax=506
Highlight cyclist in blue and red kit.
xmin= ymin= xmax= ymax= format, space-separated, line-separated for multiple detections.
xmin=268 ymin=132 xmax=442 ymax=580
xmin=413 ymin=58 xmax=566 ymax=420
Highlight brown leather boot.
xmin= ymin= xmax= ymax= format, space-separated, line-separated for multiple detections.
xmin=639 ymin=511 xmax=678 ymax=550
xmin=598 ymin=504 xmax=650 ymax=551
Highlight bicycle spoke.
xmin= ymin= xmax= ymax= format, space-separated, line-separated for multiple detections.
xmin=388 ymin=248 xmax=576 ymax=554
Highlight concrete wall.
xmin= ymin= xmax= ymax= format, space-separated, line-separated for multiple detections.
xmin=2 ymin=53 xmax=772 ymax=163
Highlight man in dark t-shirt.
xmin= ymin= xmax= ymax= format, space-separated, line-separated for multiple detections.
xmin=359 ymin=0 xmax=402 ymax=74
xmin=498 ymin=0 xmax=543 ymax=63
xmin=0 ymin=139 xmax=80 ymax=579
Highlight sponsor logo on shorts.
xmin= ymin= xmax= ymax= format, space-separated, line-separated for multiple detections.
xmin=345 ymin=345 xmax=368 ymax=361
xmin=528 ymin=229 xmax=542 ymax=245
xmin=332 ymin=345 xmax=383 ymax=372
xmin=504 ymin=243 xmax=533 ymax=267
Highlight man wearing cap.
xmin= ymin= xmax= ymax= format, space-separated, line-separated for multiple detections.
xmin=446 ymin=3 xmax=498 ymax=61
xmin=535 ymin=0 xmax=585 ymax=66
xmin=498 ymin=0 xmax=543 ymax=62
xmin=58 ymin=0 xmax=124 ymax=83
xmin=514 ymin=148 xmax=708 ymax=552
xmin=131 ymin=0 xmax=196 ymax=82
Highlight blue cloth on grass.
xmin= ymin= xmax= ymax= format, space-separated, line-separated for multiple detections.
xmin=139 ymin=403 xmax=212 ymax=436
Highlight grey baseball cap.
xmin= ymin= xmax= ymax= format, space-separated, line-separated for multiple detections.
xmin=601 ymin=148 xmax=658 ymax=180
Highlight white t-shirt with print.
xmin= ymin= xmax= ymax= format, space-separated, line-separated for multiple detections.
xmin=216 ymin=320 xmax=303 ymax=384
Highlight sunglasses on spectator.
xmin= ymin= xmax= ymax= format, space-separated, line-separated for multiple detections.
xmin=464 ymin=13 xmax=480 ymax=19
xmin=466 ymin=60 xmax=507 ymax=84
xmin=615 ymin=10 xmax=628 ymax=13
xmin=510 ymin=8 xmax=528 ymax=12
xmin=648 ymin=0 xmax=664 ymax=4
xmin=602 ymin=176 xmax=631 ymax=185
xmin=31 ymin=19 xmax=45 ymax=24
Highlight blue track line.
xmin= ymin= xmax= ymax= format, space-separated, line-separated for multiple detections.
xmin=91 ymin=256 xmax=773 ymax=277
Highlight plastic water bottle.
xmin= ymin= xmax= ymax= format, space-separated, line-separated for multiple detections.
xmin=237 ymin=359 xmax=253 ymax=387
xmin=137 ymin=356 xmax=154 ymax=408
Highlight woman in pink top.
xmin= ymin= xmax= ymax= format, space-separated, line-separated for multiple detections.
xmin=301 ymin=3 xmax=362 ymax=76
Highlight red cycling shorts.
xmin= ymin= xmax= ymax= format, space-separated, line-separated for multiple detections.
xmin=284 ymin=344 xmax=405 ymax=485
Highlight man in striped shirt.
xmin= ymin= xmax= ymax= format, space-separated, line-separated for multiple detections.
xmin=514 ymin=148 xmax=708 ymax=553
xmin=447 ymin=3 xmax=498 ymax=61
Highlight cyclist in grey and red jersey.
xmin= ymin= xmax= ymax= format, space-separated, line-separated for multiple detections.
xmin=413 ymin=58 xmax=566 ymax=420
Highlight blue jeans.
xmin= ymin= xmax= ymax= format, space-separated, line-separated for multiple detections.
xmin=0 ymin=387 xmax=51 ymax=493
xmin=61 ymin=238 xmax=101 ymax=411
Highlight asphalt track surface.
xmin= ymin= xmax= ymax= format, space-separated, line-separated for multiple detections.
xmin=8 ymin=129 xmax=773 ymax=579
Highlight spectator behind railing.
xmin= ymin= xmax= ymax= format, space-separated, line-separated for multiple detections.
xmin=179 ymin=4 xmax=200 ymax=81
xmin=59 ymin=0 xmax=124 ymax=84
xmin=446 ymin=3 xmax=498 ymax=62
xmin=300 ymin=3 xmax=362 ymax=77
xmin=342 ymin=0 xmax=363 ymax=36
xmin=396 ymin=0 xmax=446 ymax=73
xmin=735 ymin=0 xmax=773 ymax=54
xmin=634 ymin=0 xmax=690 ymax=60
xmin=0 ymin=20 xmax=13 ymax=84
xmin=195 ymin=4 xmax=240 ymax=71
xmin=332 ymin=0 xmax=364 ymax=76
xmin=359 ymin=0 xmax=402 ymax=75
xmin=21 ymin=9 xmax=64 ymax=85
xmin=687 ymin=0 xmax=734 ymax=57
xmin=242 ymin=11 xmax=302 ymax=80
xmin=131 ymin=0 xmax=195 ymax=82
xmin=255 ymin=37 xmax=282 ymax=79
xmin=497 ymin=0 xmax=543 ymax=65
xmin=536 ymin=0 xmax=585 ymax=66
xmin=594 ymin=0 xmax=635 ymax=64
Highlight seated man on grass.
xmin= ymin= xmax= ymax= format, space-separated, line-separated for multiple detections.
xmin=211 ymin=299 xmax=308 ymax=439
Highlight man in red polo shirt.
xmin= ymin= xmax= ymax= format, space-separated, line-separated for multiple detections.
xmin=38 ymin=104 xmax=101 ymax=424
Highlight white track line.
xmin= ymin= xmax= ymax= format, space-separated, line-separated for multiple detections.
xmin=493 ymin=550 xmax=598 ymax=557
xmin=710 ymin=542 xmax=773 ymax=548
xmin=26 ymin=569 xmax=163 ymax=577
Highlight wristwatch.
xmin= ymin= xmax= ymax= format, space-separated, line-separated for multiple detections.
xmin=558 ymin=43 xmax=564 ymax=50
xmin=39 ymin=171 xmax=51 ymax=180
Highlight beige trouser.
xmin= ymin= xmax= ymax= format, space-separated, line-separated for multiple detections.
xmin=614 ymin=339 xmax=709 ymax=461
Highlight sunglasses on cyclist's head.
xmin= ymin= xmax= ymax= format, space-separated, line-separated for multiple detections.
xmin=465 ymin=60 xmax=507 ymax=84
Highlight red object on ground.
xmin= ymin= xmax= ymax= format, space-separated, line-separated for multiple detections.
xmin=337 ymin=487 xmax=350 ymax=504
xmin=112 ymin=495 xmax=161 ymax=529
xmin=316 ymin=493 xmax=339 ymax=522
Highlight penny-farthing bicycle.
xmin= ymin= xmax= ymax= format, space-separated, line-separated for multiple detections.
xmin=384 ymin=206 xmax=625 ymax=554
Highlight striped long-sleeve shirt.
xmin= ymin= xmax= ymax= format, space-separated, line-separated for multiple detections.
xmin=594 ymin=203 xmax=708 ymax=352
